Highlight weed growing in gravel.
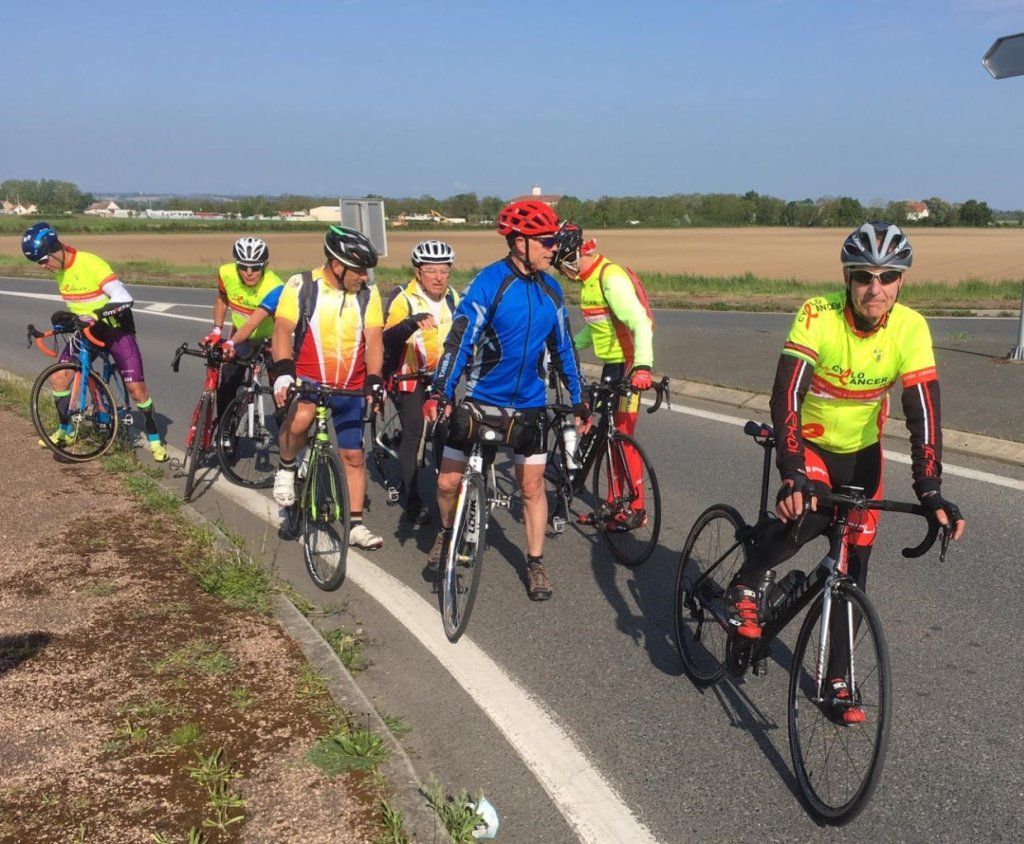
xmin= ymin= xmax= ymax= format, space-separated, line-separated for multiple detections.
xmin=83 ymin=583 xmax=118 ymax=598
xmin=228 ymin=688 xmax=255 ymax=711
xmin=424 ymin=774 xmax=484 ymax=844
xmin=373 ymin=799 xmax=409 ymax=844
xmin=152 ymin=828 xmax=204 ymax=844
xmin=122 ymin=473 xmax=181 ymax=513
xmin=167 ymin=723 xmax=204 ymax=750
xmin=323 ymin=625 xmax=369 ymax=672
xmin=307 ymin=728 xmax=389 ymax=775
xmin=186 ymin=749 xmax=246 ymax=833
xmin=152 ymin=640 xmax=236 ymax=677
xmin=381 ymin=713 xmax=411 ymax=740
xmin=295 ymin=665 xmax=349 ymax=732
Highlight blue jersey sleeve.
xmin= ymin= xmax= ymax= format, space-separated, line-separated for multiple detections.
xmin=257 ymin=284 xmax=283 ymax=315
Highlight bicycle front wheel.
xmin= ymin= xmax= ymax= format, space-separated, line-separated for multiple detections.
xmin=183 ymin=393 xmax=214 ymax=501
xmin=674 ymin=504 xmax=747 ymax=686
xmin=441 ymin=472 xmax=486 ymax=642
xmin=301 ymin=448 xmax=351 ymax=591
xmin=30 ymin=362 xmax=118 ymax=462
xmin=369 ymin=398 xmax=403 ymax=504
xmin=590 ymin=432 xmax=661 ymax=567
xmin=788 ymin=581 xmax=891 ymax=825
xmin=216 ymin=392 xmax=278 ymax=488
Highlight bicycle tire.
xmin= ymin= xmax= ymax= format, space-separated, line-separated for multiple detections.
xmin=441 ymin=471 xmax=486 ymax=642
xmin=674 ymin=504 xmax=748 ymax=686
xmin=542 ymin=434 xmax=574 ymax=533
xmin=30 ymin=362 xmax=118 ymax=462
xmin=301 ymin=447 xmax=351 ymax=591
xmin=369 ymin=397 xmax=404 ymax=503
xmin=105 ymin=366 xmax=134 ymax=447
xmin=216 ymin=392 xmax=278 ymax=488
xmin=590 ymin=431 xmax=661 ymax=567
xmin=788 ymin=581 xmax=892 ymax=825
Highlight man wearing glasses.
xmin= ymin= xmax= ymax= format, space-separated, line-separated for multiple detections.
xmin=723 ymin=222 xmax=965 ymax=722
xmin=200 ymin=237 xmax=284 ymax=420
xmin=382 ymin=240 xmax=459 ymax=526
xmin=425 ymin=200 xmax=587 ymax=600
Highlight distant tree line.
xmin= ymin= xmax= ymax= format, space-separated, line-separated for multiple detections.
xmin=0 ymin=179 xmax=94 ymax=213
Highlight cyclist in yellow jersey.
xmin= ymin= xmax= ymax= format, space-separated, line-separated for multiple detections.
xmin=726 ymin=222 xmax=965 ymax=722
xmin=21 ymin=222 xmax=169 ymax=462
xmin=382 ymin=240 xmax=459 ymax=525
xmin=199 ymin=237 xmax=284 ymax=419
xmin=270 ymin=226 xmax=385 ymax=550
xmin=552 ymin=223 xmax=654 ymax=521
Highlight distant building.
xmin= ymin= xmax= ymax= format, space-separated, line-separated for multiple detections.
xmin=1 ymin=200 xmax=39 ymax=215
xmin=84 ymin=200 xmax=121 ymax=217
xmin=509 ymin=185 xmax=563 ymax=205
xmin=905 ymin=201 xmax=930 ymax=222
xmin=308 ymin=205 xmax=340 ymax=222
xmin=143 ymin=209 xmax=196 ymax=219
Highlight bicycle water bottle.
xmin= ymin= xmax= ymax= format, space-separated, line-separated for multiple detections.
xmin=769 ymin=569 xmax=806 ymax=612
xmin=752 ymin=569 xmax=775 ymax=677
xmin=562 ymin=422 xmax=579 ymax=471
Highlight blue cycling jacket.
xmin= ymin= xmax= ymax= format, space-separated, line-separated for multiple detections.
xmin=433 ymin=257 xmax=585 ymax=409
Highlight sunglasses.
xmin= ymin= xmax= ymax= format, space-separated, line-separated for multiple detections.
xmin=37 ymin=255 xmax=53 ymax=265
xmin=532 ymin=235 xmax=560 ymax=249
xmin=849 ymin=269 xmax=902 ymax=286
xmin=237 ymin=263 xmax=265 ymax=273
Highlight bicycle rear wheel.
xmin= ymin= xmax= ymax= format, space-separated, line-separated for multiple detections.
xmin=30 ymin=362 xmax=118 ymax=462
xmin=674 ymin=504 xmax=747 ymax=686
xmin=301 ymin=448 xmax=350 ymax=591
xmin=788 ymin=581 xmax=891 ymax=825
xmin=441 ymin=472 xmax=486 ymax=642
xmin=369 ymin=397 xmax=403 ymax=504
xmin=183 ymin=393 xmax=214 ymax=501
xmin=216 ymin=391 xmax=278 ymax=488
xmin=590 ymin=432 xmax=661 ymax=567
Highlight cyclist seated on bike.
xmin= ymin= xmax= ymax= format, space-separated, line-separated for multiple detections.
xmin=270 ymin=226 xmax=386 ymax=551
xmin=382 ymin=239 xmax=460 ymax=526
xmin=22 ymin=221 xmax=169 ymax=462
xmin=728 ymin=222 xmax=966 ymax=720
xmin=552 ymin=223 xmax=655 ymax=526
xmin=199 ymin=237 xmax=284 ymax=420
xmin=424 ymin=200 xmax=587 ymax=600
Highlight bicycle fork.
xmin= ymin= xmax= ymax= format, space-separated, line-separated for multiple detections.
xmin=812 ymin=551 xmax=858 ymax=704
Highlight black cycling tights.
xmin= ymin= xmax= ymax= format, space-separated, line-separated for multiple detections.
xmin=396 ymin=384 xmax=427 ymax=510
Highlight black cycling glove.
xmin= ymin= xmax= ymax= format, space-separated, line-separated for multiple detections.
xmin=916 ymin=488 xmax=963 ymax=523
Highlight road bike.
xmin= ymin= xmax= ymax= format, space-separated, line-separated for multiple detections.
xmin=27 ymin=318 xmax=133 ymax=462
xmin=280 ymin=380 xmax=364 ymax=591
xmin=544 ymin=374 xmax=670 ymax=567
xmin=368 ymin=370 xmax=433 ymax=505
xmin=673 ymin=420 xmax=951 ymax=824
xmin=214 ymin=340 xmax=278 ymax=489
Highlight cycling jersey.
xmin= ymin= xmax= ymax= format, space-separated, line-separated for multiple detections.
xmin=217 ymin=263 xmax=284 ymax=341
xmin=771 ymin=291 xmax=942 ymax=493
xmin=277 ymin=267 xmax=383 ymax=390
xmin=383 ymin=280 xmax=460 ymax=393
xmin=433 ymin=257 xmax=584 ymax=409
xmin=53 ymin=247 xmax=134 ymax=329
xmin=573 ymin=255 xmax=654 ymax=369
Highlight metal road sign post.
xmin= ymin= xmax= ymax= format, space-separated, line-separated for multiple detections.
xmin=339 ymin=198 xmax=387 ymax=285
xmin=983 ymin=33 xmax=1024 ymax=359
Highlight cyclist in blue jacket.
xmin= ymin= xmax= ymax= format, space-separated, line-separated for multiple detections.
xmin=424 ymin=200 xmax=587 ymax=600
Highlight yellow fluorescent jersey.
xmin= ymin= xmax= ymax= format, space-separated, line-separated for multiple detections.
xmin=54 ymin=247 xmax=118 ymax=315
xmin=780 ymin=292 xmax=937 ymax=453
xmin=384 ymin=280 xmax=459 ymax=392
xmin=217 ymin=263 xmax=284 ymax=342
xmin=277 ymin=267 xmax=383 ymax=390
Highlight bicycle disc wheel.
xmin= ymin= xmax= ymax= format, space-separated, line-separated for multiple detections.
xmin=369 ymin=398 xmax=403 ymax=503
xmin=216 ymin=392 xmax=278 ymax=488
xmin=441 ymin=472 xmax=486 ymax=642
xmin=590 ymin=432 xmax=661 ymax=567
xmin=183 ymin=393 xmax=213 ymax=501
xmin=30 ymin=362 xmax=118 ymax=462
xmin=788 ymin=581 xmax=891 ymax=825
xmin=302 ymin=449 xmax=350 ymax=591
xmin=674 ymin=504 xmax=748 ymax=686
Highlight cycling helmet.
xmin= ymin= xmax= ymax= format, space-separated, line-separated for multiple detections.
xmin=22 ymin=221 xmax=60 ymax=262
xmin=840 ymin=222 xmax=913 ymax=270
xmin=323 ymin=225 xmax=378 ymax=269
xmin=497 ymin=200 xmax=560 ymax=237
xmin=411 ymin=239 xmax=455 ymax=267
xmin=233 ymin=236 xmax=269 ymax=265
xmin=552 ymin=222 xmax=583 ymax=272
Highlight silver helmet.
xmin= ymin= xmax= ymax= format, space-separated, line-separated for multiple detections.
xmin=840 ymin=222 xmax=913 ymax=270
xmin=233 ymin=236 xmax=269 ymax=265
xmin=411 ymin=239 xmax=455 ymax=267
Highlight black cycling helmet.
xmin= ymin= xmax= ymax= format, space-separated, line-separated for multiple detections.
xmin=551 ymin=222 xmax=584 ymax=273
xmin=840 ymin=222 xmax=913 ymax=270
xmin=324 ymin=225 xmax=378 ymax=269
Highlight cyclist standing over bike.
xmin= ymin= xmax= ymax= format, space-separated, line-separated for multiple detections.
xmin=270 ymin=226 xmax=386 ymax=550
xmin=727 ymin=222 xmax=965 ymax=720
xmin=382 ymin=240 xmax=460 ymax=526
xmin=22 ymin=222 xmax=169 ymax=462
xmin=552 ymin=223 xmax=655 ymax=524
xmin=199 ymin=237 xmax=284 ymax=419
xmin=424 ymin=200 xmax=587 ymax=600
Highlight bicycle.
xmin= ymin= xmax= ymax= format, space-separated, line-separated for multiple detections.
xmin=368 ymin=370 xmax=433 ymax=505
xmin=27 ymin=318 xmax=134 ymax=462
xmin=673 ymin=420 xmax=951 ymax=824
xmin=172 ymin=342 xmax=229 ymax=501
xmin=214 ymin=340 xmax=279 ymax=489
xmin=543 ymin=373 xmax=670 ymax=567
xmin=280 ymin=380 xmax=364 ymax=592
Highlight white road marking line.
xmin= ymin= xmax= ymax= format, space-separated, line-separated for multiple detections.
xmin=0 ymin=288 xmax=209 ymax=323
xmin=184 ymin=454 xmax=659 ymax=844
xmin=139 ymin=302 xmax=174 ymax=312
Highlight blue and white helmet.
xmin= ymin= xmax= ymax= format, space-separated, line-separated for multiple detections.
xmin=411 ymin=239 xmax=455 ymax=267
xmin=22 ymin=221 xmax=60 ymax=262
xmin=840 ymin=222 xmax=913 ymax=270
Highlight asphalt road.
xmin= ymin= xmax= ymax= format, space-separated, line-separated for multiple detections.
xmin=2 ymin=277 xmax=1021 ymax=842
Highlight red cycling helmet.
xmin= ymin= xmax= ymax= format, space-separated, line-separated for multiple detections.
xmin=497 ymin=200 xmax=560 ymax=237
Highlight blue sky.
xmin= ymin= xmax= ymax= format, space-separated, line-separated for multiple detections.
xmin=6 ymin=0 xmax=1024 ymax=206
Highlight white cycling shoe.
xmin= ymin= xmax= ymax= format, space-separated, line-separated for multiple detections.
xmin=349 ymin=524 xmax=384 ymax=550
xmin=273 ymin=468 xmax=296 ymax=507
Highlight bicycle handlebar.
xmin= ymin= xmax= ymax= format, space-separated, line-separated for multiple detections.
xmin=813 ymin=492 xmax=946 ymax=561
xmin=647 ymin=376 xmax=671 ymax=414
xmin=26 ymin=321 xmax=104 ymax=355
xmin=172 ymin=342 xmax=225 ymax=373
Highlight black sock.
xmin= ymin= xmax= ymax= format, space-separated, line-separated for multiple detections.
xmin=527 ymin=554 xmax=543 ymax=567
xmin=351 ymin=511 xmax=363 ymax=527
xmin=280 ymin=457 xmax=296 ymax=471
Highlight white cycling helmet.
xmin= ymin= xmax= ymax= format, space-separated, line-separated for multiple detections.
xmin=840 ymin=222 xmax=912 ymax=270
xmin=411 ymin=239 xmax=455 ymax=267
xmin=233 ymin=236 xmax=269 ymax=266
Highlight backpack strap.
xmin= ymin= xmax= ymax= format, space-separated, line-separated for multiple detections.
xmin=292 ymin=271 xmax=317 ymax=359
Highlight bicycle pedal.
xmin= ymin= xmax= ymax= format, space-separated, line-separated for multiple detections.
xmin=752 ymin=656 xmax=769 ymax=677
xmin=121 ymin=413 xmax=133 ymax=427
xmin=492 ymin=496 xmax=511 ymax=509
xmin=550 ymin=516 xmax=566 ymax=534
xmin=386 ymin=487 xmax=400 ymax=504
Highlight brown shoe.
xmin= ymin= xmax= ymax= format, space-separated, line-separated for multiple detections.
xmin=426 ymin=530 xmax=449 ymax=573
xmin=526 ymin=561 xmax=552 ymax=601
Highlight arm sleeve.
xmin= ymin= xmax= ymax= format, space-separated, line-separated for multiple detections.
xmin=275 ymin=275 xmax=302 ymax=325
xmin=256 ymin=284 xmax=284 ymax=315
xmin=573 ymin=322 xmax=593 ymax=351
xmin=433 ymin=274 xmax=492 ymax=401
xmin=770 ymin=301 xmax=822 ymax=477
xmin=547 ymin=304 xmax=585 ymax=405
xmin=601 ymin=267 xmax=654 ymax=368
xmin=899 ymin=315 xmax=942 ymax=494
xmin=100 ymin=279 xmax=133 ymax=305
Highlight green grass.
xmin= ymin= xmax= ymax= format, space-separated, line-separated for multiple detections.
xmin=152 ymin=640 xmax=237 ymax=677
xmin=228 ymin=688 xmax=255 ymax=711
xmin=424 ymin=775 xmax=484 ymax=844
xmin=185 ymin=748 xmax=247 ymax=833
xmin=83 ymin=583 xmax=118 ymax=598
xmin=167 ymin=723 xmax=204 ymax=749
xmin=373 ymin=800 xmax=409 ymax=844
xmin=120 ymin=471 xmax=181 ymax=513
xmin=306 ymin=728 xmax=389 ymax=776
xmin=381 ymin=713 xmax=411 ymax=740
xmin=323 ymin=625 xmax=369 ymax=673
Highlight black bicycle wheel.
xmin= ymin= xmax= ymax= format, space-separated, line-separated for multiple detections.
xmin=105 ymin=366 xmax=134 ymax=447
xmin=788 ymin=581 xmax=891 ymax=825
xmin=590 ymin=432 xmax=661 ymax=567
xmin=216 ymin=391 xmax=278 ymax=488
xmin=674 ymin=504 xmax=748 ymax=687
xmin=369 ymin=397 xmax=403 ymax=504
xmin=542 ymin=433 xmax=573 ymax=535
xmin=441 ymin=472 xmax=486 ymax=642
xmin=30 ymin=362 xmax=118 ymax=462
xmin=182 ymin=393 xmax=214 ymax=501
xmin=301 ymin=448 xmax=351 ymax=591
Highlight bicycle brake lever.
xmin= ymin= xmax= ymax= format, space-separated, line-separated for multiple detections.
xmin=939 ymin=524 xmax=952 ymax=563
